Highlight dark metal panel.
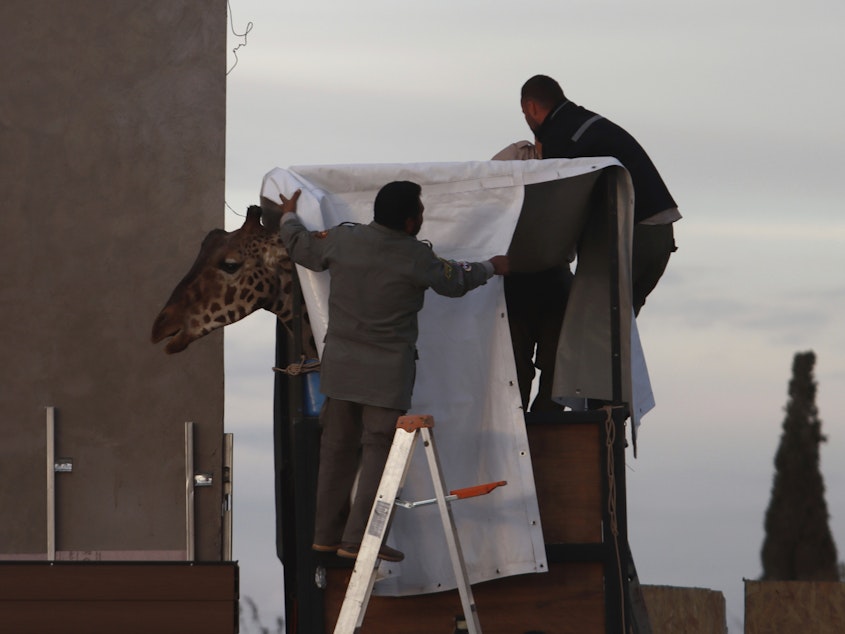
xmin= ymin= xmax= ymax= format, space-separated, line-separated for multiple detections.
xmin=275 ymin=274 xmax=327 ymax=634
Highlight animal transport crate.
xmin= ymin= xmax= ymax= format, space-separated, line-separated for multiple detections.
xmin=275 ymin=374 xmax=635 ymax=634
xmin=271 ymin=166 xmax=647 ymax=633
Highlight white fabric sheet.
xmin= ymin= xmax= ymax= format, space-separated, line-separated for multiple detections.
xmin=260 ymin=159 xmax=652 ymax=596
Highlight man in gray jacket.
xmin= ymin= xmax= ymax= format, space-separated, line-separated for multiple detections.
xmin=279 ymin=181 xmax=509 ymax=562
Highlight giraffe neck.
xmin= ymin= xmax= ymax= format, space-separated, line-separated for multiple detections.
xmin=268 ymin=254 xmax=317 ymax=359
xmin=270 ymin=292 xmax=295 ymax=332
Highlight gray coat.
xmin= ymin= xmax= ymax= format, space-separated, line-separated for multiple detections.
xmin=281 ymin=215 xmax=493 ymax=410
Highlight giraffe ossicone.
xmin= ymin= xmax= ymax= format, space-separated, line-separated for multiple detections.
xmin=151 ymin=203 xmax=316 ymax=357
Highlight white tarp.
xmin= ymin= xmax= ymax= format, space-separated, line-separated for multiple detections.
xmin=260 ymin=158 xmax=651 ymax=596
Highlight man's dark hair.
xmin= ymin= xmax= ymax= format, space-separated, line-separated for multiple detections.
xmin=373 ymin=181 xmax=422 ymax=230
xmin=521 ymin=75 xmax=565 ymax=109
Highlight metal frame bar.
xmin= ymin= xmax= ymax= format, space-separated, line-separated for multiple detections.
xmin=276 ymin=268 xmax=327 ymax=634
xmin=185 ymin=421 xmax=195 ymax=561
xmin=604 ymin=167 xmax=626 ymax=633
xmin=222 ymin=433 xmax=234 ymax=561
xmin=46 ymin=406 xmax=56 ymax=561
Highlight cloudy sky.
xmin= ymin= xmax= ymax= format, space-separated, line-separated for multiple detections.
xmin=220 ymin=1 xmax=845 ymax=631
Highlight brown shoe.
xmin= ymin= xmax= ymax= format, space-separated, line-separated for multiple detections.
xmin=337 ymin=542 xmax=405 ymax=562
xmin=312 ymin=543 xmax=341 ymax=553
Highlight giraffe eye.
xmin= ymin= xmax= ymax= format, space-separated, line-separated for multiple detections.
xmin=218 ymin=259 xmax=242 ymax=274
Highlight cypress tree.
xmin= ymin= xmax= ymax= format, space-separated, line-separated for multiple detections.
xmin=760 ymin=351 xmax=839 ymax=580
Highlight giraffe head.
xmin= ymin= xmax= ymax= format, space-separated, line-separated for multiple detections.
xmin=152 ymin=205 xmax=295 ymax=354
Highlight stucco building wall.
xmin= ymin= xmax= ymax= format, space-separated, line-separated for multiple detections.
xmin=0 ymin=1 xmax=227 ymax=561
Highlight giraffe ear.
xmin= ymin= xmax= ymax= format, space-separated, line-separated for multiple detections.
xmin=259 ymin=195 xmax=283 ymax=231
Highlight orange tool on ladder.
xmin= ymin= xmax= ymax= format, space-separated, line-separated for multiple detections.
xmin=332 ymin=414 xmax=507 ymax=634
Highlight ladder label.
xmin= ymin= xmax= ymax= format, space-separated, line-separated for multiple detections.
xmin=367 ymin=499 xmax=392 ymax=538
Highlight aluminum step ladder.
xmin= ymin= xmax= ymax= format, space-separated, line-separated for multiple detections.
xmin=333 ymin=414 xmax=507 ymax=634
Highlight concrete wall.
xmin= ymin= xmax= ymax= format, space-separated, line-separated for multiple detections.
xmin=0 ymin=1 xmax=226 ymax=561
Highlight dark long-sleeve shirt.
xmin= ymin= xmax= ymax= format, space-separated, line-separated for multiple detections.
xmin=536 ymin=100 xmax=678 ymax=223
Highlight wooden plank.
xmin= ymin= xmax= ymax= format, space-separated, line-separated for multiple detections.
xmin=640 ymin=585 xmax=726 ymax=634
xmin=325 ymin=562 xmax=605 ymax=633
xmin=0 ymin=562 xmax=237 ymax=601
xmin=527 ymin=423 xmax=602 ymax=544
xmin=745 ymin=580 xmax=845 ymax=634
xmin=0 ymin=600 xmax=236 ymax=634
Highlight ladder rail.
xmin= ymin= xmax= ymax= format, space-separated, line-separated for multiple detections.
xmin=333 ymin=415 xmax=497 ymax=634
xmin=333 ymin=424 xmax=420 ymax=633
xmin=420 ymin=426 xmax=482 ymax=634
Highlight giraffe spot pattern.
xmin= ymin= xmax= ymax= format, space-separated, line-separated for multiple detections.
xmin=153 ymin=210 xmax=317 ymax=358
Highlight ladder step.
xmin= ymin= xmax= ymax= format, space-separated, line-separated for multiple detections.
xmin=395 ymin=481 xmax=508 ymax=509
xmin=451 ymin=480 xmax=507 ymax=499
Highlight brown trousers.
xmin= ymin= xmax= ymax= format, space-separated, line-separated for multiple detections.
xmin=313 ymin=397 xmax=403 ymax=546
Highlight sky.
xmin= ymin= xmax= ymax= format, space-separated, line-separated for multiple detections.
xmin=220 ymin=1 xmax=845 ymax=631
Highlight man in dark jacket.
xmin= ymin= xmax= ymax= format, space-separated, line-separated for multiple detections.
xmin=521 ymin=74 xmax=680 ymax=315
xmin=278 ymin=181 xmax=508 ymax=562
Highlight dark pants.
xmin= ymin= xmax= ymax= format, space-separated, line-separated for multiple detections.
xmin=313 ymin=397 xmax=403 ymax=546
xmin=632 ymin=223 xmax=677 ymax=316
xmin=504 ymin=224 xmax=676 ymax=411
xmin=504 ymin=265 xmax=573 ymax=412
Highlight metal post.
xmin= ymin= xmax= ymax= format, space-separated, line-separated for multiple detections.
xmin=606 ymin=168 xmax=623 ymax=406
xmin=276 ymin=268 xmax=326 ymax=634
xmin=185 ymin=421 xmax=195 ymax=561
xmin=223 ymin=432 xmax=234 ymax=561
xmin=46 ymin=406 xmax=56 ymax=561
xmin=604 ymin=165 xmax=652 ymax=633
xmin=604 ymin=167 xmax=627 ymax=633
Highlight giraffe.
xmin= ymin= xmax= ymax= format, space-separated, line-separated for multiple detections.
xmin=151 ymin=200 xmax=317 ymax=358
